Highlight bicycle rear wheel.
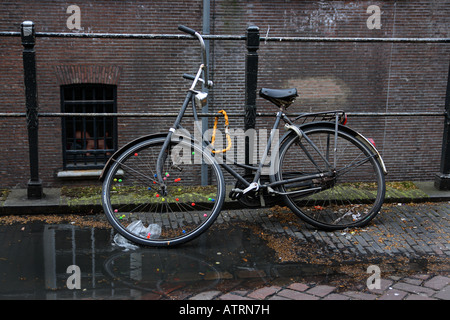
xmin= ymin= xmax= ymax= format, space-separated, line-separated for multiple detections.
xmin=277 ymin=125 xmax=385 ymax=230
xmin=102 ymin=136 xmax=225 ymax=246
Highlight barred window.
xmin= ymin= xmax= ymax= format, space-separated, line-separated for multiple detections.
xmin=61 ymin=84 xmax=117 ymax=169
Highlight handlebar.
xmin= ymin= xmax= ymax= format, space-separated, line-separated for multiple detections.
xmin=178 ymin=25 xmax=212 ymax=89
xmin=178 ymin=25 xmax=196 ymax=36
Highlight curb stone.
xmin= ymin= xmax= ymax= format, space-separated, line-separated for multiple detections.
xmin=199 ymin=274 xmax=450 ymax=300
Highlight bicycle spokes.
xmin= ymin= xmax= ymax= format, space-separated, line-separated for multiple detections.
xmin=278 ymin=126 xmax=385 ymax=230
xmin=102 ymin=137 xmax=224 ymax=246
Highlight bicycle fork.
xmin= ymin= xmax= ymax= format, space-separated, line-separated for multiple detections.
xmin=156 ymin=91 xmax=195 ymax=195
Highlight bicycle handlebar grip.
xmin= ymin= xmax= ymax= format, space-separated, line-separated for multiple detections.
xmin=183 ymin=73 xmax=196 ymax=80
xmin=178 ymin=25 xmax=197 ymax=36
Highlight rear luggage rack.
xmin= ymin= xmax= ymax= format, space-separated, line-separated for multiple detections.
xmin=293 ymin=110 xmax=347 ymax=125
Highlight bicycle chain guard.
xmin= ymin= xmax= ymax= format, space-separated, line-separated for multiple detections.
xmin=230 ymin=175 xmax=281 ymax=208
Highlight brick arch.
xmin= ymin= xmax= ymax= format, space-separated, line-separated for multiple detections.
xmin=53 ymin=65 xmax=122 ymax=86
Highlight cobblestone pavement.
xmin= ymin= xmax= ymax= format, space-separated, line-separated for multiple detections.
xmin=188 ymin=274 xmax=450 ymax=300
xmin=1 ymin=186 xmax=449 ymax=300
xmin=183 ymin=201 xmax=450 ymax=300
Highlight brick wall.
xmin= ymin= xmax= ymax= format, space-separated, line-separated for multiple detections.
xmin=0 ymin=0 xmax=449 ymax=188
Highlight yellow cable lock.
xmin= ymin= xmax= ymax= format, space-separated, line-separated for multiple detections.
xmin=211 ymin=110 xmax=232 ymax=153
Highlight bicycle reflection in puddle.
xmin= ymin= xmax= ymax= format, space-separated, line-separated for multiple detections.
xmin=0 ymin=222 xmax=284 ymax=299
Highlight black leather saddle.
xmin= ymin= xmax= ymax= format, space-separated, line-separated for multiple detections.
xmin=259 ymin=88 xmax=298 ymax=108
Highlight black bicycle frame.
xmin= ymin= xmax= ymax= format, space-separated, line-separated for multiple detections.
xmin=155 ymin=61 xmax=344 ymax=197
xmin=219 ymin=111 xmax=283 ymax=188
xmin=218 ymin=110 xmax=337 ymax=192
xmin=155 ymin=90 xmax=340 ymax=197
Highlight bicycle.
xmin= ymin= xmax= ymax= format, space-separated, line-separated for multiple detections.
xmin=100 ymin=25 xmax=387 ymax=247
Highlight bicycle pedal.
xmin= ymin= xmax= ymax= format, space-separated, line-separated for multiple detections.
xmin=229 ymin=188 xmax=243 ymax=200
xmin=170 ymin=163 xmax=182 ymax=171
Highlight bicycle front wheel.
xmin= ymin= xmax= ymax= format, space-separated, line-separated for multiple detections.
xmin=102 ymin=136 xmax=225 ymax=246
xmin=277 ymin=125 xmax=385 ymax=230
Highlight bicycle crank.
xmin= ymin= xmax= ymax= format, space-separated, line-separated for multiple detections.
xmin=229 ymin=175 xmax=280 ymax=208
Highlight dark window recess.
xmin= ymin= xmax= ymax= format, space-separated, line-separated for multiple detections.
xmin=61 ymin=84 xmax=117 ymax=170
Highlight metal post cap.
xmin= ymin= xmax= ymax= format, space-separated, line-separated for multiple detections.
xmin=21 ymin=21 xmax=35 ymax=47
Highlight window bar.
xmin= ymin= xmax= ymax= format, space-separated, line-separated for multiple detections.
xmin=102 ymin=86 xmax=107 ymax=164
xmin=71 ymin=87 xmax=78 ymax=167
xmin=113 ymin=86 xmax=118 ymax=153
xmin=61 ymin=88 xmax=67 ymax=169
xmin=61 ymin=84 xmax=117 ymax=169
xmin=81 ymin=87 xmax=87 ymax=165
xmin=92 ymin=87 xmax=98 ymax=166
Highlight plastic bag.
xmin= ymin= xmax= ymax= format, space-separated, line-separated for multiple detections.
xmin=113 ymin=220 xmax=162 ymax=250
xmin=113 ymin=233 xmax=139 ymax=250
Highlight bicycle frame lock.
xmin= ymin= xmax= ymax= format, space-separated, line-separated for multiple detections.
xmin=211 ymin=110 xmax=232 ymax=153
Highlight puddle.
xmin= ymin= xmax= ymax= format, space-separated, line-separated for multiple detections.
xmin=0 ymin=220 xmax=447 ymax=299
xmin=0 ymin=221 xmax=279 ymax=299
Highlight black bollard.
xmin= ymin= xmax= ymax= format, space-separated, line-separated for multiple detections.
xmin=244 ymin=26 xmax=260 ymax=174
xmin=21 ymin=21 xmax=43 ymax=199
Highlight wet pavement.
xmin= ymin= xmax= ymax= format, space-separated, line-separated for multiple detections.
xmin=0 ymin=193 xmax=449 ymax=301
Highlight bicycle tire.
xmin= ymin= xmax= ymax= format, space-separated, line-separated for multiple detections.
xmin=102 ymin=136 xmax=225 ymax=246
xmin=276 ymin=125 xmax=385 ymax=230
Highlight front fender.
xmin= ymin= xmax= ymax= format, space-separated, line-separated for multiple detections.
xmin=282 ymin=121 xmax=387 ymax=175
xmin=99 ymin=132 xmax=168 ymax=181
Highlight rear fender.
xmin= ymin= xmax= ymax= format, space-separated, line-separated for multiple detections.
xmin=282 ymin=122 xmax=387 ymax=175
xmin=99 ymin=132 xmax=168 ymax=181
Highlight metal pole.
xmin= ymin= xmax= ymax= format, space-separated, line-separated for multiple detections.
xmin=201 ymin=0 xmax=210 ymax=186
xmin=435 ymin=61 xmax=450 ymax=190
xmin=21 ymin=21 xmax=43 ymax=199
xmin=244 ymin=26 xmax=259 ymax=174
